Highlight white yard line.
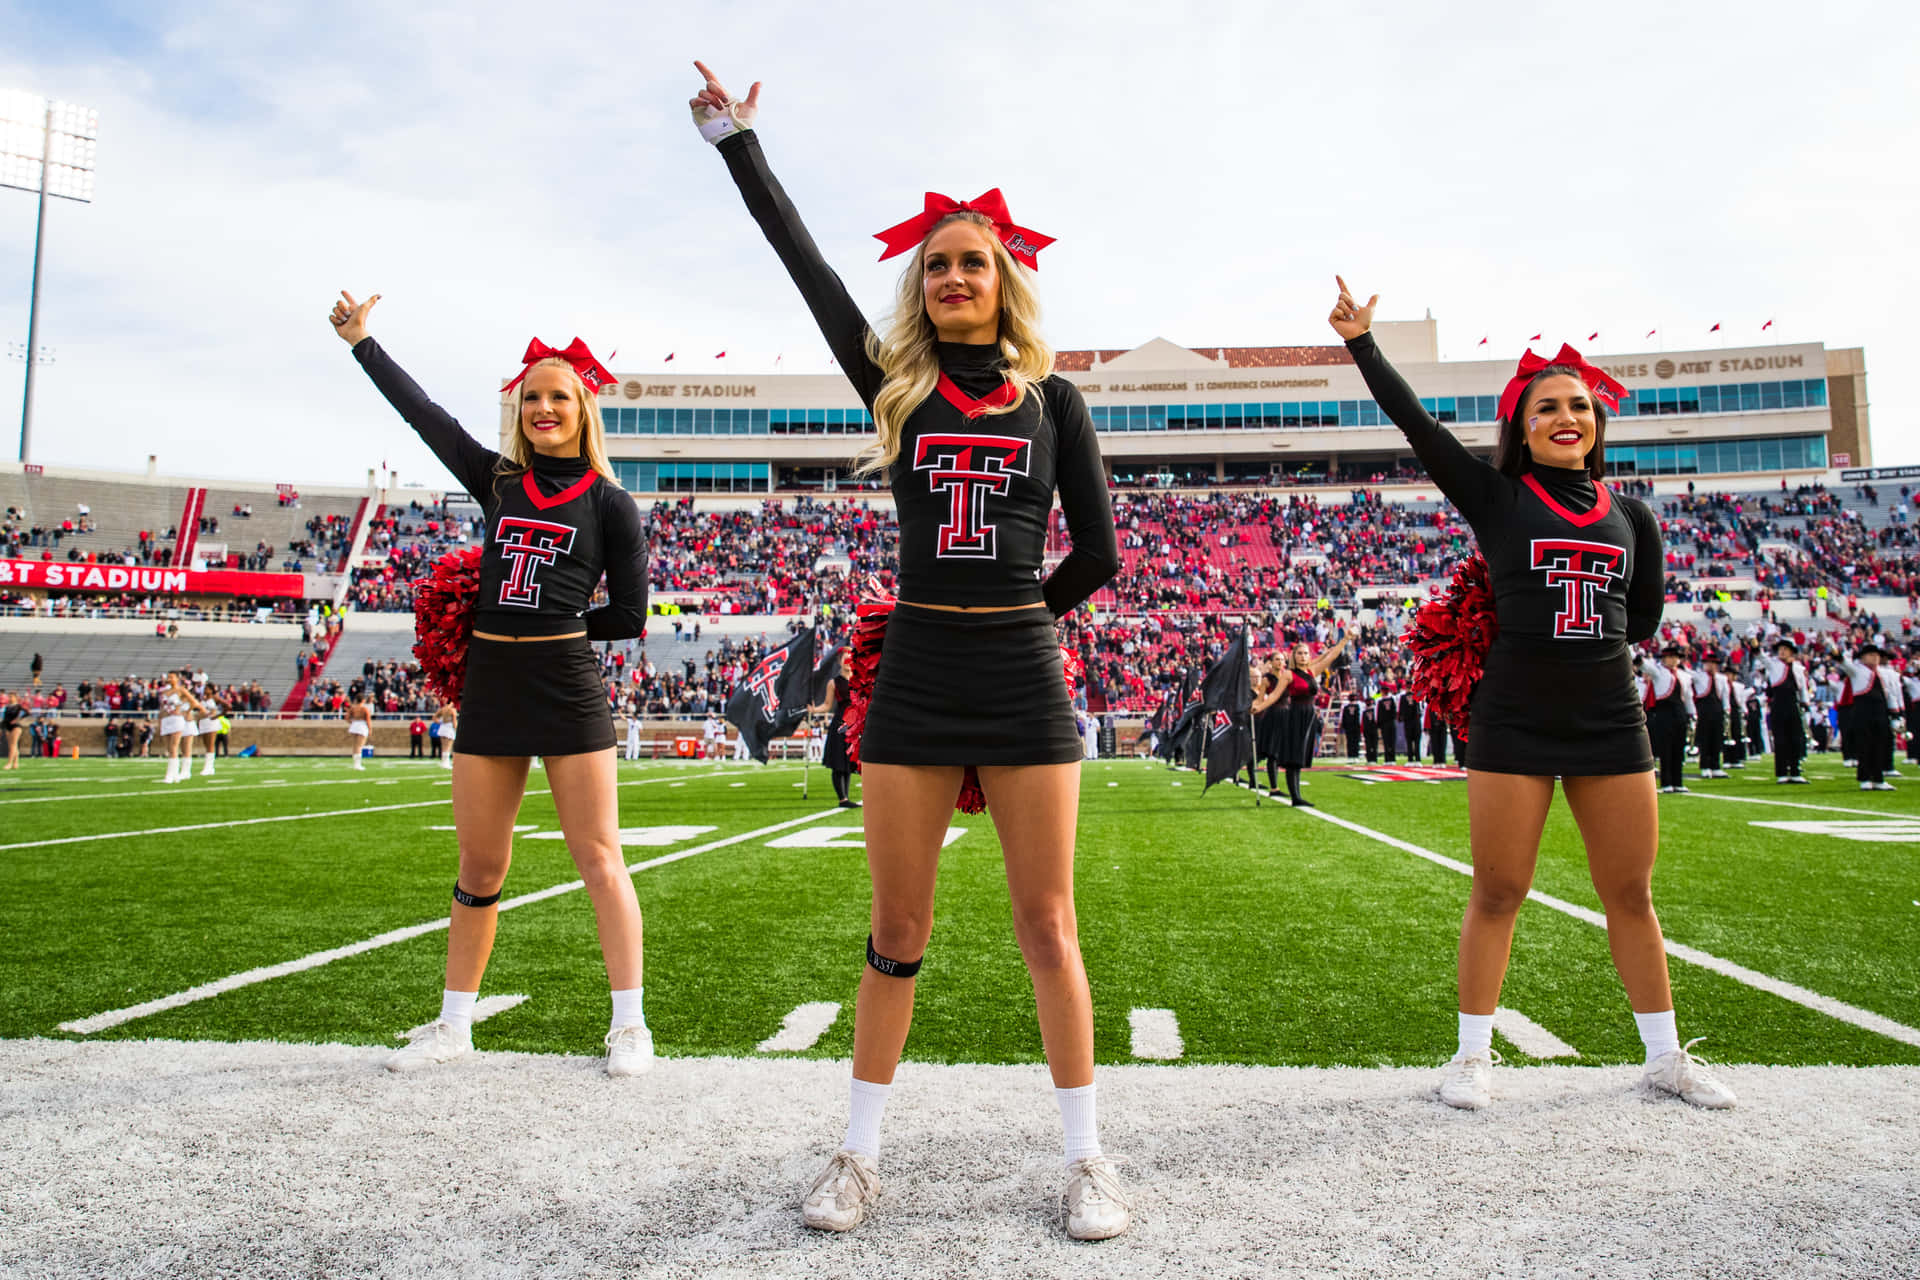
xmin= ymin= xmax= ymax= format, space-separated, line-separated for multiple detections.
xmin=1682 ymin=791 xmax=1912 ymax=819
xmin=1493 ymin=1007 xmax=1580 ymax=1059
xmin=0 ymin=770 xmax=755 ymax=851
xmin=1300 ymin=806 xmax=1920 ymax=1050
xmin=59 ymin=808 xmax=842 ymax=1035
xmin=757 ymin=1002 xmax=842 ymax=1052
xmin=1129 ymin=1008 xmax=1185 ymax=1060
xmin=0 ymin=775 xmax=410 ymax=805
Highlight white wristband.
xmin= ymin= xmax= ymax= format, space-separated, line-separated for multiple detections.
xmin=697 ymin=110 xmax=746 ymax=145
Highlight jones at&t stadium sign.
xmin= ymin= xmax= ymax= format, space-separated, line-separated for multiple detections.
xmin=0 ymin=559 xmax=308 ymax=598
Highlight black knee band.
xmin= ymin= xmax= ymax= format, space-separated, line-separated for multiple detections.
xmin=452 ymin=882 xmax=500 ymax=908
xmin=867 ymin=935 xmax=922 ymax=978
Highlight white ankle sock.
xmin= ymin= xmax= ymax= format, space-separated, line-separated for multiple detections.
xmin=1056 ymin=1082 xmax=1102 ymax=1167
xmin=842 ymin=1077 xmax=891 ymax=1160
xmin=1457 ymin=1011 xmax=1495 ymax=1058
xmin=1634 ymin=1009 xmax=1680 ymax=1063
xmin=610 ymin=987 xmax=645 ymax=1030
xmin=439 ymin=989 xmax=478 ymax=1030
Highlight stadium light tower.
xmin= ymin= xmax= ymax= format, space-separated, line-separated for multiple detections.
xmin=1 ymin=90 xmax=97 ymax=463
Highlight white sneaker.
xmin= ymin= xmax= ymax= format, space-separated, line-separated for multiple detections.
xmin=387 ymin=1020 xmax=472 ymax=1072
xmin=605 ymin=1023 xmax=654 ymax=1077
xmin=801 ymin=1149 xmax=880 ymax=1232
xmin=1873 ymin=781 xmax=1896 ymax=791
xmin=1885 ymin=769 xmax=1902 ymax=777
xmin=1438 ymin=1049 xmax=1501 ymax=1110
xmin=1642 ymin=1039 xmax=1737 ymax=1109
xmin=1062 ymin=1156 xmax=1132 ymax=1241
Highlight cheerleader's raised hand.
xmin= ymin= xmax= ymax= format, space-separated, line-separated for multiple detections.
xmin=330 ymin=291 xmax=380 ymax=346
xmin=690 ymin=60 xmax=761 ymax=144
xmin=1328 ymin=275 xmax=1377 ymax=342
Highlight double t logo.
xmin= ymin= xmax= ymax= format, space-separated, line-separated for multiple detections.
xmin=1529 ymin=538 xmax=1626 ymax=638
xmin=912 ymin=433 xmax=1033 ymax=558
xmin=745 ymin=651 xmax=787 ymax=721
xmin=495 ymin=517 xmax=577 ymax=608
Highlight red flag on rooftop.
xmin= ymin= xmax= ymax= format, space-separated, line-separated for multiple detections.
xmin=664 ymin=352 xmax=675 ymax=362
xmin=1762 ymin=319 xmax=1774 ymax=330
xmin=1710 ymin=323 xmax=1722 ymax=332
xmin=1588 ymin=331 xmax=1599 ymax=341
xmin=714 ymin=351 xmax=727 ymax=359
xmin=1477 ymin=337 xmax=1487 ymax=346
xmin=1646 ymin=328 xmax=1657 ymax=338
xmin=1528 ymin=333 xmax=1542 ymax=341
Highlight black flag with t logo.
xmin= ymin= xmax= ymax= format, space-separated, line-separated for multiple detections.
xmin=1157 ymin=667 xmax=1203 ymax=762
xmin=1200 ymin=626 xmax=1254 ymax=792
xmin=725 ymin=627 xmax=817 ymax=763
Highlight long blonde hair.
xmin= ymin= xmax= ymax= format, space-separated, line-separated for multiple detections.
xmin=854 ymin=212 xmax=1054 ymax=477
xmin=496 ymin=357 xmax=617 ymax=487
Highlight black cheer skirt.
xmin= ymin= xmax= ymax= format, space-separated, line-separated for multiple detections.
xmin=1272 ymin=701 xmax=1321 ymax=769
xmin=1464 ymin=637 xmax=1653 ymax=777
xmin=454 ymin=634 xmax=615 ymax=757
xmin=823 ymin=711 xmax=853 ymax=773
xmin=859 ymin=603 xmax=1083 ymax=767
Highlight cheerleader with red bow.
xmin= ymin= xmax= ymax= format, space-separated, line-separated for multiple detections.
xmin=329 ymin=295 xmax=653 ymax=1079
xmin=691 ymin=62 xmax=1125 ymax=1239
xmin=1330 ymin=279 xmax=1735 ymax=1112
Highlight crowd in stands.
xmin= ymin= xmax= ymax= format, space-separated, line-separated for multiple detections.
xmin=347 ymin=499 xmax=483 ymax=613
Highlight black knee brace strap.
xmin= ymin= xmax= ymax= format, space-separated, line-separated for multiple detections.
xmin=867 ymin=934 xmax=922 ymax=978
xmin=452 ymin=882 xmax=501 ymax=908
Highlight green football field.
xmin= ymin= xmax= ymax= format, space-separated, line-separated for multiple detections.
xmin=3 ymin=750 xmax=1917 ymax=1069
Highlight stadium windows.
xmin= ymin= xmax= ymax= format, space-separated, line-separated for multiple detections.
xmin=1148 ymin=405 xmax=1168 ymax=431
xmin=1339 ymin=400 xmax=1359 ymax=427
xmin=1676 ymin=388 xmax=1700 ymax=413
xmin=1806 ymin=379 xmax=1827 ymax=407
xmin=1739 ymin=384 xmax=1761 ymax=411
xmin=674 ymin=408 xmax=694 ymax=434
xmin=1781 ymin=381 xmax=1804 ymax=410
xmin=1737 ymin=439 xmax=1761 ymax=470
xmin=751 ymin=409 xmax=769 ymax=434
xmin=1760 ymin=382 xmax=1783 ymax=410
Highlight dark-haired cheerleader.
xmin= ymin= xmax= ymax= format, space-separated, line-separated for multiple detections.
xmin=1330 ymin=277 xmax=1733 ymax=1112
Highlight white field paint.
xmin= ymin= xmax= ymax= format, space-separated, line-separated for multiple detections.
xmin=764 ymin=826 xmax=966 ymax=850
xmin=1129 ymin=1008 xmax=1184 ymax=1060
xmin=1300 ymin=806 xmax=1920 ymax=1050
xmin=757 ymin=1002 xmax=841 ymax=1052
xmin=58 ymin=809 xmax=842 ymax=1034
xmin=1684 ymin=791 xmax=1909 ymax=819
xmin=525 ymin=826 xmax=718 ymax=846
xmin=2 ymin=770 xmax=753 ymax=852
xmin=399 ymin=993 xmax=527 ymax=1039
xmin=0 ymin=775 xmax=405 ymax=806
xmin=1493 ymin=1007 xmax=1579 ymax=1059
xmin=1749 ymin=819 xmax=1920 ymax=843
xmin=427 ymin=824 xmax=537 ymax=833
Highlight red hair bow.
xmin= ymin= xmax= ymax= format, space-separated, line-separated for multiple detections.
xmin=500 ymin=337 xmax=618 ymax=395
xmin=1496 ymin=343 xmax=1628 ymax=424
xmin=872 ymin=189 xmax=1056 ymax=270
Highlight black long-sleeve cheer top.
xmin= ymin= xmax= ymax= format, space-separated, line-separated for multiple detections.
xmin=352 ymin=337 xmax=648 ymax=640
xmin=1345 ymin=332 xmax=1662 ymax=648
xmin=717 ymin=129 xmax=1119 ymax=615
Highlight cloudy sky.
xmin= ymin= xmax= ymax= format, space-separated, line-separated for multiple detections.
xmin=1 ymin=0 xmax=1916 ymax=489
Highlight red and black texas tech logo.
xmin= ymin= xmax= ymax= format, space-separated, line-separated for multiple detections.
xmin=495 ymin=516 xmax=577 ymax=608
xmin=744 ymin=650 xmax=787 ymax=721
xmin=912 ymin=433 xmax=1033 ymax=559
xmin=1529 ymin=538 xmax=1626 ymax=638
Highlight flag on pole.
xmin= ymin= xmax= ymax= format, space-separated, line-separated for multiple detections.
xmin=1200 ymin=626 xmax=1254 ymax=792
xmin=724 ymin=628 xmax=817 ymax=763
xmin=809 ymin=641 xmax=843 ymax=705
xmin=1528 ymin=333 xmax=1542 ymax=342
xmin=714 ymin=351 xmax=727 ymax=359
xmin=1709 ymin=323 xmax=1721 ymax=333
xmin=1477 ymin=337 xmax=1488 ymax=346
xmin=1762 ymin=319 xmax=1774 ymax=331
xmin=664 ymin=352 xmax=675 ymax=362
xmin=1158 ymin=667 xmax=1203 ymax=763
xmin=1588 ymin=331 xmax=1599 ymax=342
xmin=1646 ymin=329 xmax=1657 ymax=338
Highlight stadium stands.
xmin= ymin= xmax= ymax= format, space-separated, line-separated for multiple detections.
xmin=0 ymin=623 xmax=307 ymax=707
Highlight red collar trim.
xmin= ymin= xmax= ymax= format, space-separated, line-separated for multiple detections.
xmin=936 ymin=372 xmax=1020 ymax=419
xmin=522 ymin=469 xmax=597 ymax=511
xmin=1522 ymin=472 xmax=1612 ymax=527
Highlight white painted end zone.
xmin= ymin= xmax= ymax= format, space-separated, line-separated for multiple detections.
xmin=1130 ymin=1007 xmax=1184 ymax=1060
xmin=757 ymin=1002 xmax=841 ymax=1052
xmin=1493 ymin=1007 xmax=1579 ymax=1059
xmin=400 ymin=994 xmax=528 ymax=1039
xmin=1750 ymin=819 xmax=1920 ymax=842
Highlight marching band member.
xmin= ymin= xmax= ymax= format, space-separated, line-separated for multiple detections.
xmin=1765 ymin=638 xmax=1813 ymax=783
xmin=1838 ymin=643 xmax=1895 ymax=790
xmin=1643 ymin=646 xmax=1695 ymax=794
xmin=1691 ymin=652 xmax=1730 ymax=779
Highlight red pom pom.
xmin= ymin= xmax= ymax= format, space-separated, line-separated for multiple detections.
xmin=1406 ymin=553 xmax=1498 ymax=741
xmin=411 ymin=546 xmax=484 ymax=707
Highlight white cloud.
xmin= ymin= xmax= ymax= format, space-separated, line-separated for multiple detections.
xmin=0 ymin=0 xmax=1915 ymax=486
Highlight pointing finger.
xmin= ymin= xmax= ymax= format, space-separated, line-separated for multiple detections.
xmin=1335 ymin=274 xmax=1348 ymax=295
xmin=1366 ymin=294 xmax=1379 ymax=309
xmin=744 ymin=81 xmax=761 ymax=110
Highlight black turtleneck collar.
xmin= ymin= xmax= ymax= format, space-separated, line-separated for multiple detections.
xmin=936 ymin=340 xmax=1008 ymax=397
xmin=1525 ymin=459 xmax=1598 ymax=513
xmin=529 ymin=449 xmax=591 ymax=478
